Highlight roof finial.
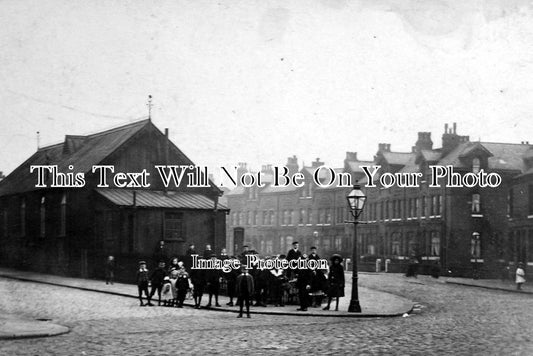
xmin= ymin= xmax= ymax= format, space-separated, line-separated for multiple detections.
xmin=147 ymin=95 xmax=153 ymax=120
xmin=37 ymin=131 xmax=40 ymax=150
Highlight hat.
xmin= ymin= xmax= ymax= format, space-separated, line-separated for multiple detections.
xmin=139 ymin=260 xmax=146 ymax=265
xmin=330 ymin=254 xmax=343 ymax=263
xmin=310 ymin=246 xmax=317 ymax=250
xmin=292 ymin=241 xmax=299 ymax=245
xmin=164 ymin=276 xmax=170 ymax=281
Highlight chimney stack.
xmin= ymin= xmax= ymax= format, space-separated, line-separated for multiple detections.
xmin=311 ymin=158 xmax=324 ymax=168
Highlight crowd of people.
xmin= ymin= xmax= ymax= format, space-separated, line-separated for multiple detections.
xmin=112 ymin=241 xmax=346 ymax=318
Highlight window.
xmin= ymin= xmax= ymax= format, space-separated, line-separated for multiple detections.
xmin=472 ymin=158 xmax=480 ymax=174
xmin=164 ymin=212 xmax=183 ymax=241
xmin=325 ymin=209 xmax=332 ymax=224
xmin=407 ymin=232 xmax=417 ymax=256
xmin=334 ymin=235 xmax=342 ymax=250
xmin=266 ymin=239 xmax=273 ymax=254
xmin=307 ymin=208 xmax=312 ymax=224
xmin=262 ymin=211 xmax=268 ymax=225
xmin=299 ymin=209 xmax=305 ymax=225
xmin=285 ymin=236 xmax=293 ymax=251
xmin=288 ymin=210 xmax=293 ymax=225
xmin=40 ymin=197 xmax=46 ymax=238
xmin=368 ymin=244 xmax=375 ymax=255
xmin=60 ymin=193 xmax=66 ymax=236
xmin=472 ymin=194 xmax=481 ymax=213
xmin=391 ymin=233 xmax=401 ymax=255
xmin=430 ymin=232 xmax=440 ymax=256
xmin=471 ymin=232 xmax=481 ymax=258
xmin=269 ymin=210 xmax=275 ymax=225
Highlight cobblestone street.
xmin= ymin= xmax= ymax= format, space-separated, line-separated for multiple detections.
xmin=1 ymin=273 xmax=532 ymax=355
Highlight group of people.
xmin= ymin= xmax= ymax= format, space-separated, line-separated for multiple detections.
xmin=129 ymin=241 xmax=346 ymax=318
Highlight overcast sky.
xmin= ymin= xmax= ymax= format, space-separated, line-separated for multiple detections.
xmin=1 ymin=0 xmax=532 ymax=176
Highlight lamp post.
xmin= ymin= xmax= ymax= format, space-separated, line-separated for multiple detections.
xmin=346 ymin=184 xmax=367 ymax=313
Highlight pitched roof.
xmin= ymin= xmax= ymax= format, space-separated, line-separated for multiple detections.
xmin=96 ymin=189 xmax=229 ymax=210
xmin=381 ymin=152 xmax=414 ymax=166
xmin=420 ymin=150 xmax=442 ymax=162
xmin=0 ymin=120 xmax=150 ymax=196
xmin=346 ymin=160 xmax=375 ymax=173
xmin=438 ymin=141 xmax=531 ymax=172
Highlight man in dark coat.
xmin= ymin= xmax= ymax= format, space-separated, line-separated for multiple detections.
xmin=184 ymin=244 xmax=197 ymax=271
xmin=308 ymin=246 xmax=320 ymax=261
xmin=296 ymin=264 xmax=313 ymax=311
xmin=153 ymin=240 xmax=168 ymax=265
xmin=205 ymin=254 xmax=221 ymax=307
xmin=190 ymin=267 xmax=206 ymax=309
xmin=203 ymin=244 xmax=213 ymax=259
xmin=287 ymin=241 xmax=302 ymax=279
xmin=149 ymin=261 xmax=167 ymax=306
xmin=236 ymin=266 xmax=254 ymax=318
xmin=224 ymin=257 xmax=239 ymax=306
xmin=238 ymin=245 xmax=250 ymax=265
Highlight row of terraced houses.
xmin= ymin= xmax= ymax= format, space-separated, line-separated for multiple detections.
xmin=226 ymin=123 xmax=533 ymax=277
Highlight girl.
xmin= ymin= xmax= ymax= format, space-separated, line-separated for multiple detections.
xmin=516 ymin=262 xmax=526 ymax=290
xmin=160 ymin=276 xmax=174 ymax=306
xmin=323 ymin=254 xmax=345 ymax=311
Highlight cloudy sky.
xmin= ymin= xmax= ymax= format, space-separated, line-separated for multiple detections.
xmin=1 ymin=0 xmax=532 ymax=176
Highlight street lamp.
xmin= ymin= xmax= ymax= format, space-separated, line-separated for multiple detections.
xmin=346 ymin=184 xmax=367 ymax=313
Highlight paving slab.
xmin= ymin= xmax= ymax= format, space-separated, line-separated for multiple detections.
xmin=0 ymin=314 xmax=69 ymax=340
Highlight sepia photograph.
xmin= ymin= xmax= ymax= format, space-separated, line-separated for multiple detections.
xmin=0 ymin=1 xmax=532 ymax=355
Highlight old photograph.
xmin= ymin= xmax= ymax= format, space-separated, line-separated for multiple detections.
xmin=0 ymin=1 xmax=532 ymax=355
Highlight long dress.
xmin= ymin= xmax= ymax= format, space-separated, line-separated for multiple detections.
xmin=161 ymin=280 xmax=174 ymax=302
xmin=327 ymin=264 xmax=345 ymax=298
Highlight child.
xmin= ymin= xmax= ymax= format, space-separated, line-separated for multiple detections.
xmin=169 ymin=268 xmax=179 ymax=307
xmin=236 ymin=265 xmax=254 ymax=318
xmin=160 ymin=276 xmax=174 ymax=306
xmin=516 ymin=262 xmax=526 ymax=290
xmin=176 ymin=267 xmax=191 ymax=308
xmin=136 ymin=261 xmax=153 ymax=307
xmin=323 ymin=254 xmax=345 ymax=311
xmin=190 ymin=268 xmax=206 ymax=309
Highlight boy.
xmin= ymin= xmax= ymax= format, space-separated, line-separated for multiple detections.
xmin=236 ymin=265 xmax=254 ymax=318
xmin=136 ymin=261 xmax=153 ymax=306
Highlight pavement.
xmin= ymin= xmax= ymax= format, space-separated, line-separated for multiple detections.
xmin=0 ymin=267 xmax=414 ymax=340
xmin=0 ymin=314 xmax=69 ymax=340
xmin=444 ymin=276 xmax=533 ymax=294
xmin=0 ymin=267 xmax=413 ymax=318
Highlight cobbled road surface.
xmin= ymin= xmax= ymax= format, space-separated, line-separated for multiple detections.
xmin=0 ymin=273 xmax=531 ymax=355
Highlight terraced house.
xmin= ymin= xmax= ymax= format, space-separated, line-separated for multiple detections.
xmin=227 ymin=123 xmax=533 ymax=277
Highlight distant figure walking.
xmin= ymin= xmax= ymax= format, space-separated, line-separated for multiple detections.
xmin=516 ymin=262 xmax=526 ymax=290
xmin=105 ymin=256 xmax=115 ymax=285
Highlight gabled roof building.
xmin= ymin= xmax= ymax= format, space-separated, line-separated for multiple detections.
xmin=0 ymin=120 xmax=227 ymax=281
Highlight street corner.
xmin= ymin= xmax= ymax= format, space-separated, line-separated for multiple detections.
xmin=0 ymin=316 xmax=70 ymax=340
